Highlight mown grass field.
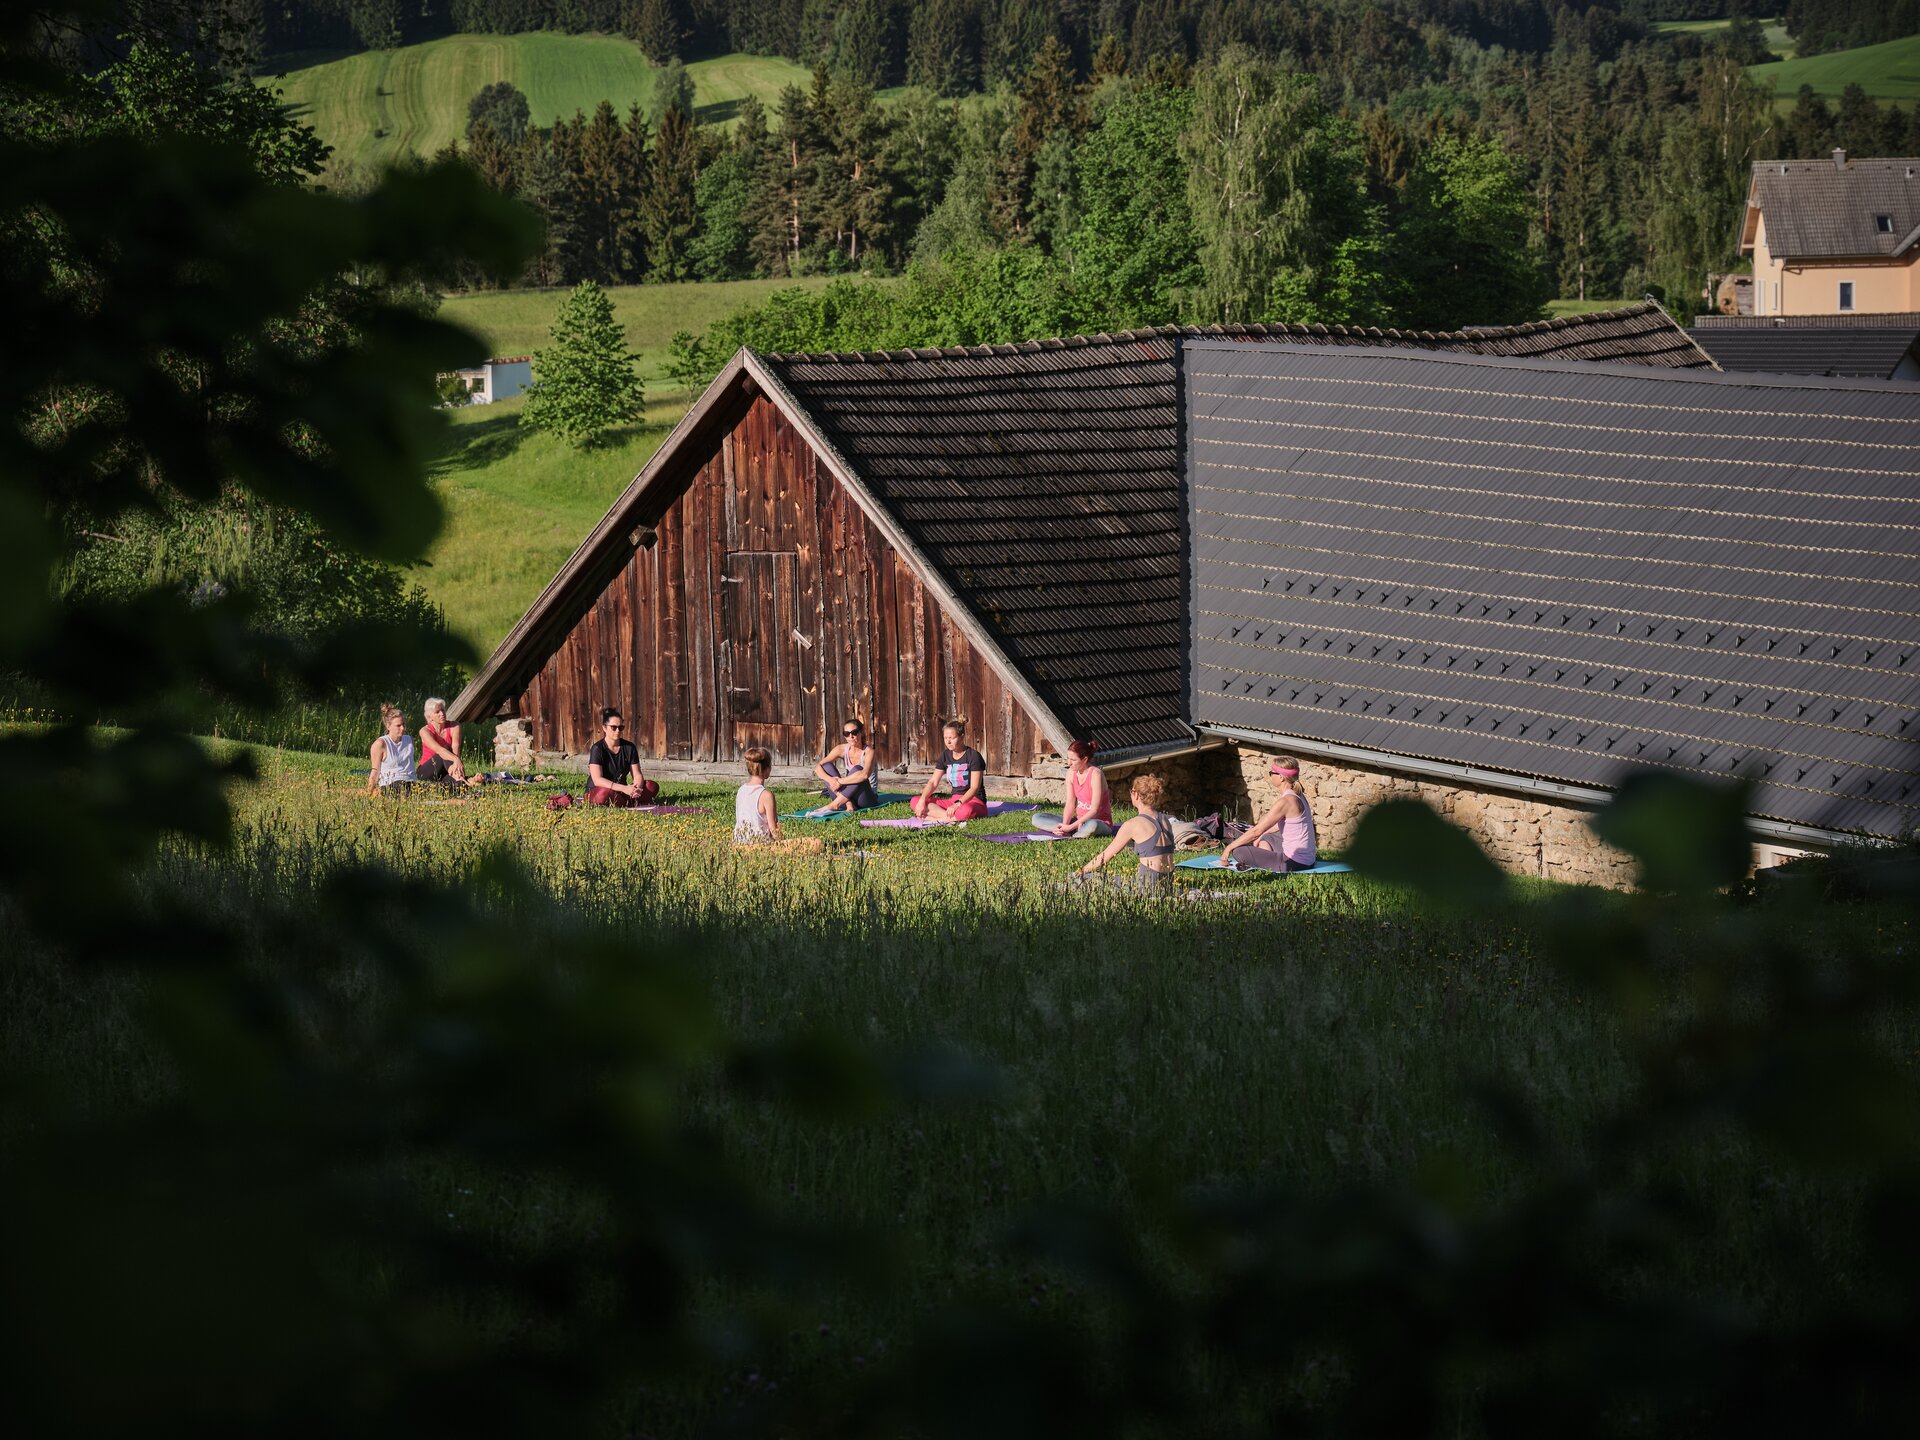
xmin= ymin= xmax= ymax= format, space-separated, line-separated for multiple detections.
xmin=1751 ymin=32 xmax=1920 ymax=107
xmin=1653 ymin=15 xmax=1796 ymax=60
xmin=420 ymin=393 xmax=678 ymax=658
xmin=267 ymin=34 xmax=814 ymax=174
xmin=6 ymin=737 xmax=1904 ymax=1431
xmin=439 ymin=275 xmax=847 ymax=388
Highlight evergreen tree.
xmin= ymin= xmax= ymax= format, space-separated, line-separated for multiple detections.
xmin=575 ymin=100 xmax=631 ymax=282
xmin=642 ymin=102 xmax=701 ymax=282
xmin=907 ymin=0 xmax=978 ymax=97
xmin=743 ymin=86 xmax=814 ymax=275
xmin=830 ymin=0 xmax=898 ymax=90
xmin=884 ymin=89 xmax=960 ymax=262
xmin=518 ymin=128 xmax=580 ymax=287
xmin=616 ymin=102 xmax=653 ymax=278
xmin=993 ymin=33 xmax=1079 ymax=238
xmin=628 ymin=0 xmax=683 ymax=63
xmin=465 ymin=119 xmax=519 ymax=195
xmin=522 ymin=280 xmax=645 ymax=447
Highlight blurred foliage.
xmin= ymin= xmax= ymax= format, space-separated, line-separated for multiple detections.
xmin=4 ymin=8 xmax=1920 ymax=1437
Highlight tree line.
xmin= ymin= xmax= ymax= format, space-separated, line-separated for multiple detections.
xmin=427 ymin=12 xmax=1920 ymax=339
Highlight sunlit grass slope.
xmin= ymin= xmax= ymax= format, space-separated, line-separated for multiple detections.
xmin=267 ymin=34 xmax=814 ymax=172
xmin=1751 ymin=32 xmax=1920 ymax=108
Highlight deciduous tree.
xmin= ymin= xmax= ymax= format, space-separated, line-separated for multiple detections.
xmin=522 ymin=280 xmax=645 ymax=445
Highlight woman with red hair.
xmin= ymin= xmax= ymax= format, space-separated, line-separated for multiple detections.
xmin=1032 ymin=739 xmax=1115 ymax=838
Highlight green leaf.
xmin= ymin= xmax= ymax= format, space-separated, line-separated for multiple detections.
xmin=1346 ymin=797 xmax=1507 ymax=906
xmin=1590 ymin=772 xmax=1752 ymax=894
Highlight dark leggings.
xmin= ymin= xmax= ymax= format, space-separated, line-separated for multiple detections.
xmin=821 ymin=757 xmax=879 ymax=809
xmin=418 ymin=754 xmax=456 ymax=783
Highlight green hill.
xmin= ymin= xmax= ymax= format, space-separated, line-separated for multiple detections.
xmin=1653 ymin=15 xmax=1796 ymax=60
xmin=266 ymin=34 xmax=813 ymax=174
xmin=1750 ymin=32 xmax=1920 ymax=109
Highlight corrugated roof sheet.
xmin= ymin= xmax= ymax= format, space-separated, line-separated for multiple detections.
xmin=1186 ymin=342 xmax=1920 ymax=839
xmin=1747 ymin=156 xmax=1920 ymax=258
xmin=1688 ymin=324 xmax=1920 ymax=379
xmin=759 ymin=305 xmax=1709 ymax=754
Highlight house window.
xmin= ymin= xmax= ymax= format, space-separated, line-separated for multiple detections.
xmin=1875 ymin=214 xmax=1894 ymax=233
xmin=1838 ymin=281 xmax=1855 ymax=311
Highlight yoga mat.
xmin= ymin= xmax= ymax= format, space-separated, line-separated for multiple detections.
xmin=784 ymin=791 xmax=919 ymax=821
xmin=859 ymin=816 xmax=933 ymax=829
xmin=1175 ymin=856 xmax=1353 ymax=875
xmin=983 ymin=800 xmax=1041 ymax=814
xmin=977 ymin=830 xmax=1072 ymax=843
xmin=625 ymin=804 xmax=710 ymax=816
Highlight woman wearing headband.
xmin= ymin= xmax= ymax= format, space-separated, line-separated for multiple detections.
xmin=1221 ymin=756 xmax=1318 ymax=872
xmin=1032 ymin=739 xmax=1115 ymax=838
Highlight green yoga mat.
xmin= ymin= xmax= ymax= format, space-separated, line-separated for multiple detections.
xmin=1175 ymin=857 xmax=1354 ymax=875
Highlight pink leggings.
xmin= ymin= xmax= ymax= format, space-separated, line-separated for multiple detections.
xmin=930 ymin=794 xmax=987 ymax=821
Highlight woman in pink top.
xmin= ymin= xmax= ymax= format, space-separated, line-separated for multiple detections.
xmin=1032 ymin=739 xmax=1116 ymax=837
xmin=1222 ymin=756 xmax=1319 ymax=872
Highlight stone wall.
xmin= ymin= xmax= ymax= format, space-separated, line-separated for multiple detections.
xmin=1189 ymin=740 xmax=1638 ymax=889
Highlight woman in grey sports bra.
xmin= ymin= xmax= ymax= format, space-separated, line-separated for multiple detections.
xmin=1072 ymin=772 xmax=1177 ymax=894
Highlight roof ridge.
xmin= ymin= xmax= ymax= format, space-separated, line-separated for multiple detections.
xmin=761 ymin=304 xmax=1666 ymax=365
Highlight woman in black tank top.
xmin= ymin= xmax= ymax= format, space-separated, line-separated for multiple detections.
xmin=1072 ymin=772 xmax=1176 ymax=894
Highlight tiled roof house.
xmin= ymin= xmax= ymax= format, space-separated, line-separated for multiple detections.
xmin=1742 ymin=151 xmax=1920 ymax=316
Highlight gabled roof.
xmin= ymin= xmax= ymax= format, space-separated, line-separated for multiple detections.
xmin=1745 ymin=156 xmax=1920 ymax=259
xmin=451 ymin=305 xmax=1714 ymax=756
xmin=1688 ymin=318 xmax=1920 ymax=380
xmin=1186 ymin=342 xmax=1920 ymax=841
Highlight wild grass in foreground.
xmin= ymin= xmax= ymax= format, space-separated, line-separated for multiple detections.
xmin=8 ymin=746 xmax=1909 ymax=1431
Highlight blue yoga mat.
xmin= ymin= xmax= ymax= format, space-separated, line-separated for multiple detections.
xmin=1175 ymin=857 xmax=1354 ymax=875
xmin=781 ymin=792 xmax=917 ymax=821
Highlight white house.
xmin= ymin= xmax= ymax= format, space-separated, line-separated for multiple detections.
xmin=446 ymin=356 xmax=532 ymax=405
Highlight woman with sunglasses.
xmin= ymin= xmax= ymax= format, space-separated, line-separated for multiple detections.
xmin=586 ymin=706 xmax=659 ymax=806
xmin=813 ymin=717 xmax=880 ymax=813
xmin=1221 ymin=756 xmax=1318 ymax=871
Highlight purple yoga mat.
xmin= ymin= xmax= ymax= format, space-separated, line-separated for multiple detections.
xmin=983 ymin=800 xmax=1041 ymax=814
xmin=978 ymin=830 xmax=1070 ymax=843
xmin=860 ymin=817 xmax=932 ymax=829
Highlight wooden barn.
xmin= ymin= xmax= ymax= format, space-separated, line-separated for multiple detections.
xmin=449 ymin=305 xmax=1713 ymax=780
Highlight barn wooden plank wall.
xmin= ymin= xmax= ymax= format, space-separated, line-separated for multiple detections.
xmin=509 ymin=396 xmax=1051 ymax=776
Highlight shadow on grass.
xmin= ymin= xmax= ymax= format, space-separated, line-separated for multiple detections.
xmin=431 ymin=410 xmax=527 ymax=475
xmin=694 ymin=98 xmax=746 ymax=126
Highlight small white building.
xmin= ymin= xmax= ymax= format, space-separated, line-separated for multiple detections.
xmin=446 ymin=356 xmax=532 ymax=405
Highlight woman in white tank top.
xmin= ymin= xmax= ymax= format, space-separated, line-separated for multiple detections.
xmin=366 ymin=702 xmax=416 ymax=796
xmin=733 ymin=746 xmax=824 ymax=852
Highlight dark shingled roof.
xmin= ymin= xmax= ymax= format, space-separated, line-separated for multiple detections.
xmin=1186 ymin=341 xmax=1920 ymax=840
xmin=1688 ymin=320 xmax=1920 ymax=380
xmin=758 ymin=305 xmax=1710 ymax=755
xmin=1746 ymin=156 xmax=1920 ymax=258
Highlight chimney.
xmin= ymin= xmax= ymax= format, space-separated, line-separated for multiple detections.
xmin=1833 ymin=147 xmax=1847 ymax=170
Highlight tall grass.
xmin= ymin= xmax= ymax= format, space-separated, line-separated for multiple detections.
xmin=7 ymin=749 xmax=1905 ymax=1429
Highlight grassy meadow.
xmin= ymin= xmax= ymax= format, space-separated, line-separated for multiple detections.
xmin=6 ymin=738 xmax=1907 ymax=1430
xmin=267 ymin=34 xmax=814 ymax=174
xmin=1653 ymin=15 xmax=1796 ymax=60
xmin=420 ymin=393 xmax=679 ymax=656
xmin=439 ymin=274 xmax=849 ymax=388
xmin=1751 ymin=31 xmax=1920 ymax=107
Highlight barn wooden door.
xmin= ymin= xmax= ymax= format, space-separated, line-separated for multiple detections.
xmin=721 ymin=551 xmax=805 ymax=758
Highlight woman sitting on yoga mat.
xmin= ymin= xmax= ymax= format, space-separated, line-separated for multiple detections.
xmin=1221 ymin=756 xmax=1318 ymax=871
xmin=416 ymin=696 xmax=464 ymax=784
xmin=365 ymin=702 xmax=416 ymax=796
xmin=735 ymin=747 xmax=823 ymax=852
xmin=1071 ymin=773 xmax=1177 ymax=893
xmin=813 ymin=717 xmax=879 ymax=812
xmin=1032 ymin=739 xmax=1115 ymax=837
xmin=910 ymin=717 xmax=987 ymax=823
xmin=586 ymin=707 xmax=660 ymax=807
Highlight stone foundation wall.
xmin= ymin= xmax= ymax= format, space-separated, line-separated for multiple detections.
xmin=493 ymin=718 xmax=534 ymax=770
xmin=1197 ymin=740 xmax=1636 ymax=888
